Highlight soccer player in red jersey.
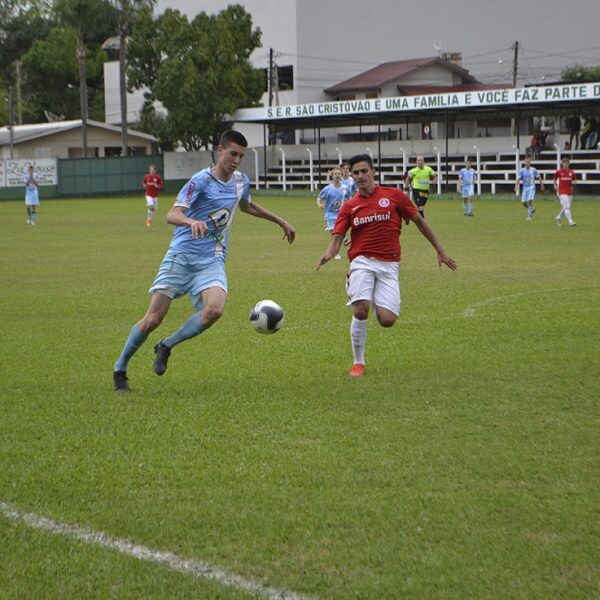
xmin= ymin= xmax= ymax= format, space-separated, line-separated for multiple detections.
xmin=316 ymin=153 xmax=458 ymax=377
xmin=553 ymin=157 xmax=577 ymax=227
xmin=143 ymin=164 xmax=164 ymax=226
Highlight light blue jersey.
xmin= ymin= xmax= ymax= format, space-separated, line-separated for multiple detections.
xmin=170 ymin=168 xmax=250 ymax=257
xmin=459 ymin=167 xmax=477 ymax=187
xmin=24 ymin=172 xmax=41 ymax=205
xmin=518 ymin=167 xmax=539 ymax=190
xmin=342 ymin=176 xmax=358 ymax=197
xmin=518 ymin=167 xmax=540 ymax=202
xmin=319 ymin=182 xmax=349 ymax=222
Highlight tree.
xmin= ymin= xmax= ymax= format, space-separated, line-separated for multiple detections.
xmin=21 ymin=27 xmax=106 ymax=122
xmin=128 ymin=5 xmax=263 ymax=150
xmin=561 ymin=65 xmax=600 ymax=83
xmin=0 ymin=3 xmax=55 ymax=124
xmin=108 ymin=0 xmax=155 ymax=155
xmin=54 ymin=0 xmax=117 ymax=154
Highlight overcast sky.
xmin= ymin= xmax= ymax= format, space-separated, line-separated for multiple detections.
xmin=155 ymin=0 xmax=600 ymax=85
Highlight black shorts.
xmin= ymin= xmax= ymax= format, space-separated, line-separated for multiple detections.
xmin=411 ymin=189 xmax=429 ymax=207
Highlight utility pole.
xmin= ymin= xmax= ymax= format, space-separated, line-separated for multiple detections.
xmin=15 ymin=59 xmax=23 ymax=125
xmin=512 ymin=41 xmax=519 ymax=87
xmin=511 ymin=41 xmax=519 ymax=136
xmin=268 ymin=47 xmax=274 ymax=107
xmin=8 ymin=85 xmax=14 ymax=159
xmin=77 ymin=36 xmax=89 ymax=157
xmin=268 ymin=47 xmax=275 ymax=145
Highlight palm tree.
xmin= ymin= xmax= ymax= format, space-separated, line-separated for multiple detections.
xmin=55 ymin=0 xmax=117 ymax=156
xmin=112 ymin=0 xmax=155 ymax=156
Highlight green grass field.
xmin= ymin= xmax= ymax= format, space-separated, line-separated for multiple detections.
xmin=0 ymin=192 xmax=598 ymax=598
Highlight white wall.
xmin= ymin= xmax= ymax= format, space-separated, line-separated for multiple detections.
xmin=104 ymin=61 xmax=149 ymax=125
xmin=116 ymin=0 xmax=600 ymax=146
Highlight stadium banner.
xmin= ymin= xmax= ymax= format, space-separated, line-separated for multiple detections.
xmin=234 ymin=82 xmax=600 ymax=121
xmin=2 ymin=158 xmax=58 ymax=187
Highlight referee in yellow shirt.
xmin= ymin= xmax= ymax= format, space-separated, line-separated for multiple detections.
xmin=404 ymin=155 xmax=437 ymax=220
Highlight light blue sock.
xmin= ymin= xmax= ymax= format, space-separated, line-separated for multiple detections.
xmin=163 ymin=313 xmax=205 ymax=348
xmin=114 ymin=324 xmax=148 ymax=372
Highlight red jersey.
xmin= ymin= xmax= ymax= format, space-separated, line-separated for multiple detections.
xmin=143 ymin=173 xmax=164 ymax=197
xmin=333 ymin=186 xmax=418 ymax=262
xmin=553 ymin=168 xmax=576 ymax=195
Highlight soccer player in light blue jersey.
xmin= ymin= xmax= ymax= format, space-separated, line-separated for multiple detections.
xmin=458 ymin=160 xmax=477 ymax=217
xmin=113 ymin=130 xmax=296 ymax=392
xmin=340 ymin=162 xmax=357 ymax=246
xmin=341 ymin=162 xmax=358 ymax=197
xmin=515 ymin=155 xmax=544 ymax=220
xmin=316 ymin=166 xmax=351 ymax=259
xmin=24 ymin=165 xmax=41 ymax=225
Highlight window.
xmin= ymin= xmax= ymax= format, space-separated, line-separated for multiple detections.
xmin=262 ymin=65 xmax=294 ymax=92
xmin=277 ymin=65 xmax=293 ymax=90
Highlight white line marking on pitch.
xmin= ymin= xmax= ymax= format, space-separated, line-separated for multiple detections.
xmin=0 ymin=501 xmax=307 ymax=600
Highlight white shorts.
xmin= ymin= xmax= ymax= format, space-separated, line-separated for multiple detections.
xmin=345 ymin=255 xmax=401 ymax=316
xmin=146 ymin=195 xmax=158 ymax=208
xmin=559 ymin=194 xmax=572 ymax=209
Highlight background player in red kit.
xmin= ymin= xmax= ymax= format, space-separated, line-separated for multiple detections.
xmin=553 ymin=157 xmax=577 ymax=227
xmin=143 ymin=164 xmax=164 ymax=226
xmin=316 ymin=153 xmax=457 ymax=377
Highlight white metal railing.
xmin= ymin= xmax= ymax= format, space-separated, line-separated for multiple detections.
xmin=473 ymin=145 xmax=481 ymax=196
xmin=433 ymin=146 xmax=441 ymax=195
xmin=277 ymin=147 xmax=286 ymax=191
xmin=251 ymin=148 xmax=259 ymax=190
xmin=306 ymin=147 xmax=315 ymax=191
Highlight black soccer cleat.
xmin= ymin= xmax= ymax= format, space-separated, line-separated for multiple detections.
xmin=113 ymin=370 xmax=131 ymax=392
xmin=153 ymin=341 xmax=171 ymax=376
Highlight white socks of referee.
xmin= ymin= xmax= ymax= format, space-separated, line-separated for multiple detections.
xmin=350 ymin=316 xmax=367 ymax=365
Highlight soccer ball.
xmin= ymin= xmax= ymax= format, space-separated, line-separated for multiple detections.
xmin=249 ymin=299 xmax=284 ymax=334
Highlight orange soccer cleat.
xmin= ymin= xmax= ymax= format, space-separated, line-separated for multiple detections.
xmin=349 ymin=363 xmax=365 ymax=377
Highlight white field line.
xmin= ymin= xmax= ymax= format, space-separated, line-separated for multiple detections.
xmin=0 ymin=501 xmax=307 ymax=600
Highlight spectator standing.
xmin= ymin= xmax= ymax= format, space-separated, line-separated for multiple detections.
xmin=567 ymin=115 xmax=581 ymax=150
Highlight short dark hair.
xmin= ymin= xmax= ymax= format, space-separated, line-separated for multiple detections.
xmin=220 ymin=130 xmax=248 ymax=148
xmin=348 ymin=153 xmax=373 ymax=170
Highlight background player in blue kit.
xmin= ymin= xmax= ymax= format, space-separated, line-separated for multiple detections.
xmin=340 ymin=162 xmax=358 ymax=197
xmin=316 ymin=166 xmax=352 ymax=259
xmin=515 ymin=156 xmax=544 ymax=220
xmin=458 ymin=160 xmax=477 ymax=217
xmin=23 ymin=165 xmax=41 ymax=225
xmin=113 ymin=130 xmax=296 ymax=392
